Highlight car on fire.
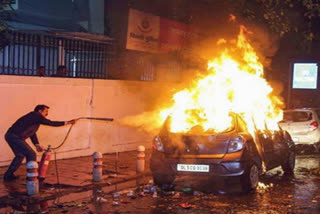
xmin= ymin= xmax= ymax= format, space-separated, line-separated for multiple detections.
xmin=150 ymin=113 xmax=296 ymax=192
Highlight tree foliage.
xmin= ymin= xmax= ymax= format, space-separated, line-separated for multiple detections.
xmin=236 ymin=0 xmax=320 ymax=52
xmin=0 ymin=2 xmax=8 ymax=30
xmin=0 ymin=1 xmax=11 ymax=51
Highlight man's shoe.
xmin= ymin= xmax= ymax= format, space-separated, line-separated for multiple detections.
xmin=3 ymin=174 xmax=19 ymax=182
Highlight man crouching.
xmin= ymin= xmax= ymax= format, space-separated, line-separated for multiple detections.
xmin=3 ymin=104 xmax=76 ymax=181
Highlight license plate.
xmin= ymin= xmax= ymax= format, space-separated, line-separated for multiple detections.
xmin=177 ymin=164 xmax=209 ymax=172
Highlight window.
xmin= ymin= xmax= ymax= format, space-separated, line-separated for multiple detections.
xmin=283 ymin=111 xmax=312 ymax=122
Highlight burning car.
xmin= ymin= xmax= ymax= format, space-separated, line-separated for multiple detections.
xmin=148 ymin=26 xmax=296 ymax=192
xmin=150 ymin=113 xmax=295 ymax=192
xmin=116 ymin=25 xmax=297 ymax=193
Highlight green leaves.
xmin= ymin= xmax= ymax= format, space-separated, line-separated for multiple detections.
xmin=236 ymin=0 xmax=320 ymax=52
xmin=0 ymin=2 xmax=10 ymax=51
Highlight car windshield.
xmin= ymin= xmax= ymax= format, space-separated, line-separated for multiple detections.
xmin=283 ymin=111 xmax=312 ymax=122
xmin=163 ymin=114 xmax=236 ymax=135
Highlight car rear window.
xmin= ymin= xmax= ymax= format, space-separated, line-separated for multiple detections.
xmin=188 ymin=121 xmax=235 ymax=135
xmin=283 ymin=111 xmax=312 ymax=122
xmin=163 ymin=115 xmax=236 ymax=134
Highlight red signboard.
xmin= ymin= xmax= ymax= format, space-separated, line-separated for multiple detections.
xmin=159 ymin=18 xmax=188 ymax=52
xmin=127 ymin=9 xmax=198 ymax=53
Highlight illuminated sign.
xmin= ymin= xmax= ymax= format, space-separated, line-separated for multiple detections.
xmin=292 ymin=63 xmax=318 ymax=89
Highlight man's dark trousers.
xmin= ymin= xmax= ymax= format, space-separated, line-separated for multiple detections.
xmin=4 ymin=132 xmax=36 ymax=177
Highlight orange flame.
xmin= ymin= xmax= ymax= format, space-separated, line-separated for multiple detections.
xmin=160 ymin=25 xmax=283 ymax=137
xmin=229 ymin=14 xmax=236 ymax=22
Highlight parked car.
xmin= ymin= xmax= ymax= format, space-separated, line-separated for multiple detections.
xmin=150 ymin=113 xmax=295 ymax=192
xmin=278 ymin=108 xmax=320 ymax=151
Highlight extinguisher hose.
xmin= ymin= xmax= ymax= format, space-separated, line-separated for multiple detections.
xmin=51 ymin=125 xmax=74 ymax=190
xmin=50 ymin=117 xmax=113 ymax=194
xmin=50 ymin=117 xmax=113 ymax=150
xmin=76 ymin=117 xmax=114 ymax=122
xmin=51 ymin=124 xmax=74 ymax=150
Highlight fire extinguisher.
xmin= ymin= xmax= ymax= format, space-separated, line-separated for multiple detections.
xmin=38 ymin=145 xmax=52 ymax=182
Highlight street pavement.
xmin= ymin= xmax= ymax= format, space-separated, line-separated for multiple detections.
xmin=1 ymin=149 xmax=320 ymax=213
xmin=0 ymin=149 xmax=152 ymax=206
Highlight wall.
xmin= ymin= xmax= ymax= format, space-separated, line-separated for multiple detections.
xmin=0 ymin=76 xmax=170 ymax=166
xmin=6 ymin=0 xmax=90 ymax=31
xmin=89 ymin=0 xmax=104 ymax=34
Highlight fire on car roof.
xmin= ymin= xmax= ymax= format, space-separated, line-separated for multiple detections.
xmin=160 ymin=25 xmax=284 ymax=138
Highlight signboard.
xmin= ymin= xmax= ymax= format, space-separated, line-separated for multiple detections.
xmin=159 ymin=18 xmax=188 ymax=52
xmin=292 ymin=63 xmax=318 ymax=89
xmin=126 ymin=9 xmax=197 ymax=54
xmin=126 ymin=9 xmax=160 ymax=53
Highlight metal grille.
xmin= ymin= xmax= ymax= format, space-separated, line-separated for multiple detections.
xmin=0 ymin=31 xmax=115 ymax=79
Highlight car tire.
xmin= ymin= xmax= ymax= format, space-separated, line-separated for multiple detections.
xmin=240 ymin=163 xmax=259 ymax=192
xmin=281 ymin=150 xmax=295 ymax=175
xmin=152 ymin=173 xmax=175 ymax=186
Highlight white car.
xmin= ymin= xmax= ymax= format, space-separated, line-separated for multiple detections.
xmin=279 ymin=108 xmax=320 ymax=151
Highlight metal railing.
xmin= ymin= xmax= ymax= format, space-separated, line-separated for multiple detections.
xmin=0 ymin=31 xmax=115 ymax=79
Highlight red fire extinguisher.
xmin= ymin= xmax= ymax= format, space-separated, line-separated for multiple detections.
xmin=38 ymin=145 xmax=52 ymax=182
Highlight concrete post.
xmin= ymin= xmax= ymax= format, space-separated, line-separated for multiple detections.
xmin=26 ymin=161 xmax=39 ymax=196
xmin=136 ymin=145 xmax=145 ymax=173
xmin=92 ymin=152 xmax=103 ymax=182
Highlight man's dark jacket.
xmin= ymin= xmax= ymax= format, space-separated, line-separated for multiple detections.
xmin=7 ymin=111 xmax=65 ymax=145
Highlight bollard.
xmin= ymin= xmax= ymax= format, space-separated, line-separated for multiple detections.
xmin=136 ymin=145 xmax=145 ymax=173
xmin=92 ymin=152 xmax=103 ymax=182
xmin=26 ymin=161 xmax=39 ymax=196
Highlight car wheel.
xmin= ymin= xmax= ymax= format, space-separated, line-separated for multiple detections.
xmin=281 ymin=150 xmax=295 ymax=175
xmin=240 ymin=163 xmax=259 ymax=192
xmin=152 ymin=173 xmax=175 ymax=186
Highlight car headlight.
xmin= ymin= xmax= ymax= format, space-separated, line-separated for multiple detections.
xmin=227 ymin=136 xmax=244 ymax=153
xmin=152 ymin=136 xmax=164 ymax=152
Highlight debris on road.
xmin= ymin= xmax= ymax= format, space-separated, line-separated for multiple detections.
xmin=182 ymin=187 xmax=192 ymax=194
xmin=173 ymin=192 xmax=180 ymax=198
xmin=113 ymin=192 xmax=120 ymax=198
xmin=257 ymin=182 xmax=273 ymax=193
xmin=112 ymin=201 xmax=119 ymax=206
xmin=180 ymin=203 xmax=193 ymax=209
xmin=108 ymin=174 xmax=118 ymax=178
xmin=139 ymin=191 xmax=145 ymax=197
xmin=96 ymin=197 xmax=107 ymax=203
xmin=193 ymin=191 xmax=202 ymax=196
xmin=152 ymin=191 xmax=158 ymax=198
xmin=126 ymin=190 xmax=135 ymax=198
xmin=299 ymin=167 xmax=320 ymax=176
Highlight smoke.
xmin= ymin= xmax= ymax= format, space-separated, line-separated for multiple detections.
xmin=115 ymin=110 xmax=165 ymax=136
xmin=113 ymin=80 xmax=179 ymax=135
xmin=113 ymin=11 xmax=283 ymax=134
xmin=242 ymin=22 xmax=280 ymax=69
xmin=186 ymin=10 xmax=280 ymax=71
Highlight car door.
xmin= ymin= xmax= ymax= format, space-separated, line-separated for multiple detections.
xmin=255 ymin=130 xmax=276 ymax=169
xmin=270 ymin=130 xmax=288 ymax=166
